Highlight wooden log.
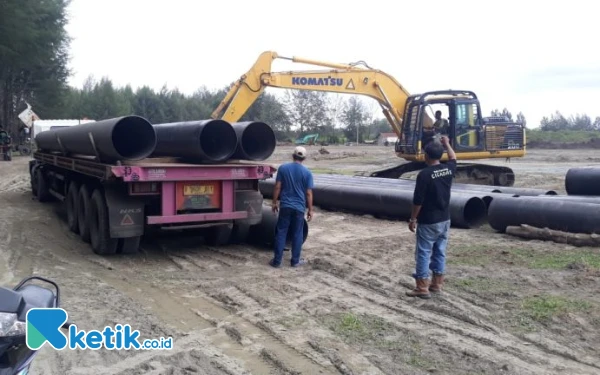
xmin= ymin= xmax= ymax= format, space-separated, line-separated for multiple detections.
xmin=505 ymin=224 xmax=600 ymax=247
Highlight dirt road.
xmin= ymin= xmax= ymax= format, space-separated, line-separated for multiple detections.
xmin=1 ymin=147 xmax=599 ymax=375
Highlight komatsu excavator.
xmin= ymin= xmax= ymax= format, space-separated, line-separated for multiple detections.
xmin=211 ymin=51 xmax=526 ymax=186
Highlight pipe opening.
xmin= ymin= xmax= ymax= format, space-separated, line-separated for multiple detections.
xmin=545 ymin=190 xmax=558 ymax=195
xmin=491 ymin=189 xmax=502 ymax=193
xmin=111 ymin=116 xmax=157 ymax=160
xmin=199 ymin=120 xmax=238 ymax=162
xmin=462 ymin=197 xmax=488 ymax=228
xmin=240 ymin=122 xmax=276 ymax=160
xmin=481 ymin=196 xmax=493 ymax=207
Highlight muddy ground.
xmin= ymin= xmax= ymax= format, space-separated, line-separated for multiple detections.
xmin=1 ymin=146 xmax=600 ymax=375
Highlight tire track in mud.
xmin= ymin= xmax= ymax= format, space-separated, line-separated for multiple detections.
xmin=0 ymin=194 xmax=333 ymax=375
xmin=37 ymin=235 xmax=341 ymax=375
xmin=309 ymin=270 xmax=600 ymax=375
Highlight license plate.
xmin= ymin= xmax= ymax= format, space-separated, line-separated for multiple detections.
xmin=183 ymin=185 xmax=214 ymax=196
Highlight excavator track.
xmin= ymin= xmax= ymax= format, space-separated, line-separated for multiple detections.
xmin=355 ymin=161 xmax=515 ymax=186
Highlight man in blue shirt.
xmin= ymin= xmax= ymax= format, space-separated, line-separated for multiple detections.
xmin=270 ymin=146 xmax=314 ymax=268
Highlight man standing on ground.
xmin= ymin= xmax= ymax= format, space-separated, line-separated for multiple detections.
xmin=406 ymin=136 xmax=456 ymax=299
xmin=270 ymin=146 xmax=314 ymax=268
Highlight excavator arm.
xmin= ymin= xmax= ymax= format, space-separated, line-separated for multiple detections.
xmin=210 ymin=51 xmax=432 ymax=137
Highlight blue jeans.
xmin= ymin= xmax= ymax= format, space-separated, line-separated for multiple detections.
xmin=413 ymin=220 xmax=450 ymax=279
xmin=273 ymin=207 xmax=305 ymax=266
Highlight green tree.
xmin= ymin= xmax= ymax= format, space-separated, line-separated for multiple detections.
xmin=0 ymin=0 xmax=71 ymax=134
xmin=341 ymin=96 xmax=368 ymax=143
xmin=284 ymin=90 xmax=331 ymax=135
xmin=516 ymin=111 xmax=527 ymax=128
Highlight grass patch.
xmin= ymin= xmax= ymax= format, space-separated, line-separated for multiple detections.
xmin=323 ymin=312 xmax=436 ymax=369
xmin=449 ymin=245 xmax=600 ymax=271
xmin=453 ymin=276 xmax=513 ymax=293
xmin=526 ymin=129 xmax=600 ymax=144
xmin=448 ymin=245 xmax=497 ymax=266
xmin=521 ymin=295 xmax=592 ymax=322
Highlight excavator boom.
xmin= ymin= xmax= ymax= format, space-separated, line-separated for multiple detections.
xmin=211 ymin=51 xmax=417 ymax=137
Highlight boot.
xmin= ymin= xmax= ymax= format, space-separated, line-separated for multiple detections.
xmin=406 ymin=278 xmax=431 ymax=299
xmin=429 ymin=273 xmax=444 ymax=293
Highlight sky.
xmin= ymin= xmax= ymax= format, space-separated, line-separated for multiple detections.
xmin=64 ymin=0 xmax=600 ymax=128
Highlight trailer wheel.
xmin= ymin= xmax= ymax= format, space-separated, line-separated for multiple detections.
xmin=117 ymin=236 xmax=141 ymax=254
xmin=35 ymin=169 xmax=51 ymax=202
xmin=66 ymin=181 xmax=80 ymax=234
xmin=89 ymin=189 xmax=118 ymax=255
xmin=229 ymin=222 xmax=250 ymax=244
xmin=30 ymin=166 xmax=38 ymax=196
xmin=206 ymin=223 xmax=232 ymax=246
xmin=77 ymin=184 xmax=92 ymax=243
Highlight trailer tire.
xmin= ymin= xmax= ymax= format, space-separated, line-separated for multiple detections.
xmin=117 ymin=236 xmax=141 ymax=254
xmin=230 ymin=222 xmax=250 ymax=244
xmin=66 ymin=181 xmax=80 ymax=234
xmin=30 ymin=166 xmax=38 ymax=196
xmin=35 ymin=169 xmax=51 ymax=202
xmin=77 ymin=184 xmax=92 ymax=243
xmin=206 ymin=223 xmax=232 ymax=246
xmin=89 ymin=189 xmax=118 ymax=255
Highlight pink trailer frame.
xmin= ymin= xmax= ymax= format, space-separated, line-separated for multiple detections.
xmin=111 ymin=162 xmax=275 ymax=226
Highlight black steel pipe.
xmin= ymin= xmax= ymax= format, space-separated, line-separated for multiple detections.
xmin=35 ymin=116 xmax=157 ymax=162
xmin=151 ymin=120 xmax=238 ymax=162
xmin=530 ymin=194 xmax=600 ymax=205
xmin=231 ymin=121 xmax=276 ymax=161
xmin=565 ymin=167 xmax=600 ymax=196
xmin=247 ymin=204 xmax=309 ymax=248
xmin=312 ymin=175 xmax=516 ymax=206
xmin=313 ymin=174 xmax=557 ymax=196
xmin=259 ymin=179 xmax=487 ymax=229
xmin=488 ymin=196 xmax=600 ymax=234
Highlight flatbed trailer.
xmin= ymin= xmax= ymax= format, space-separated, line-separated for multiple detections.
xmin=29 ymin=151 xmax=276 ymax=255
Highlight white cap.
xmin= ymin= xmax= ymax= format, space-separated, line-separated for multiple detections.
xmin=293 ymin=146 xmax=307 ymax=159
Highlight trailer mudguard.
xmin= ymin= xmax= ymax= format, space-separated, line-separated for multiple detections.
xmin=104 ymin=185 xmax=145 ymax=238
xmin=235 ymin=190 xmax=263 ymax=226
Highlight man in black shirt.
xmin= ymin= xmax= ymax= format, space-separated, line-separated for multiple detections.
xmin=406 ymin=135 xmax=457 ymax=299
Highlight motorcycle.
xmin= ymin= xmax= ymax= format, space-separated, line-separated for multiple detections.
xmin=0 ymin=276 xmax=70 ymax=375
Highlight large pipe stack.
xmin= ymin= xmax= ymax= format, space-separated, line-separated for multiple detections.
xmin=151 ymin=120 xmax=238 ymax=162
xmin=35 ymin=116 xmax=157 ymax=162
xmin=35 ymin=116 xmax=278 ymax=164
xmin=259 ymin=178 xmax=488 ymax=229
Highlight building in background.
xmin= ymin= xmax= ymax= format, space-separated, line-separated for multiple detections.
xmin=377 ymin=132 xmax=398 ymax=146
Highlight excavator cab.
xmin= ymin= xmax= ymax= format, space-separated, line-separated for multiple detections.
xmin=391 ymin=90 xmax=525 ymax=185
xmin=396 ymin=90 xmax=484 ymax=155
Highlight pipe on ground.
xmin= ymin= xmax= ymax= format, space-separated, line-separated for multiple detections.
xmin=530 ymin=195 xmax=600 ymax=205
xmin=231 ymin=121 xmax=276 ymax=161
xmin=247 ymin=204 xmax=309 ymax=248
xmin=35 ymin=116 xmax=157 ymax=162
xmin=259 ymin=179 xmax=487 ymax=229
xmin=151 ymin=120 xmax=238 ymax=162
xmin=565 ymin=167 xmax=600 ymax=196
xmin=312 ymin=175 xmax=516 ymax=207
xmin=313 ymin=174 xmax=557 ymax=196
xmin=487 ymin=196 xmax=600 ymax=234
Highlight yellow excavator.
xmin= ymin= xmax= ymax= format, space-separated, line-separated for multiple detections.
xmin=211 ymin=51 xmax=526 ymax=186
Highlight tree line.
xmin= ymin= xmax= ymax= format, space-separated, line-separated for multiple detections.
xmin=1 ymin=0 xmax=598 ymax=145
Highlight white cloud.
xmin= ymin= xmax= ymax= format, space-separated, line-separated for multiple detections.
xmin=65 ymin=0 xmax=600 ymax=127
